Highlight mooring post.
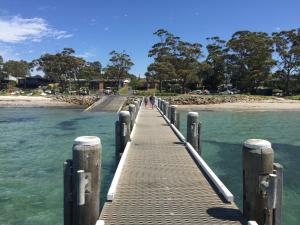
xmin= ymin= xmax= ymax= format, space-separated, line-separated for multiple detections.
xmin=198 ymin=122 xmax=202 ymax=155
xmin=170 ymin=105 xmax=177 ymax=125
xmin=159 ymin=98 xmax=162 ymax=110
xmin=133 ymin=101 xmax=139 ymax=116
xmin=175 ymin=111 xmax=180 ymax=129
xmin=187 ymin=112 xmax=199 ymax=152
xmin=243 ymin=139 xmax=276 ymax=225
xmin=128 ymin=104 xmax=136 ymax=131
xmin=72 ymin=136 xmax=101 ymax=225
xmin=64 ymin=160 xmax=73 ymax=225
xmin=160 ymin=100 xmax=164 ymax=112
xmin=167 ymin=104 xmax=172 ymax=119
xmin=164 ymin=101 xmax=169 ymax=115
xmin=273 ymin=163 xmax=283 ymax=225
xmin=119 ymin=111 xmax=131 ymax=154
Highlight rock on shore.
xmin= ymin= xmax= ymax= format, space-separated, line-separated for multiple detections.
xmin=160 ymin=95 xmax=271 ymax=105
xmin=52 ymin=95 xmax=101 ymax=107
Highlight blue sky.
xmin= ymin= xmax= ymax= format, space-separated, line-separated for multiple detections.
xmin=0 ymin=0 xmax=299 ymax=75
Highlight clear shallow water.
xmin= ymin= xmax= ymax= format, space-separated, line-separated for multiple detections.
xmin=179 ymin=110 xmax=300 ymax=225
xmin=0 ymin=108 xmax=117 ymax=225
xmin=0 ymin=108 xmax=299 ymax=225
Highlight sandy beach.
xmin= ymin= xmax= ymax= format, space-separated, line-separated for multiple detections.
xmin=177 ymin=98 xmax=300 ymax=111
xmin=0 ymin=96 xmax=80 ymax=108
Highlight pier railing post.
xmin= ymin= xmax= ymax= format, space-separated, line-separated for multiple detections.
xmin=167 ymin=104 xmax=171 ymax=119
xmin=187 ymin=112 xmax=200 ymax=153
xmin=133 ymin=101 xmax=139 ymax=116
xmin=175 ymin=111 xmax=180 ymax=129
xmin=71 ymin=136 xmax=101 ymax=225
xmin=128 ymin=104 xmax=136 ymax=131
xmin=160 ymin=100 xmax=164 ymax=112
xmin=164 ymin=101 xmax=169 ymax=115
xmin=118 ymin=111 xmax=131 ymax=156
xmin=243 ymin=139 xmax=281 ymax=225
xmin=198 ymin=122 xmax=202 ymax=155
xmin=170 ymin=105 xmax=177 ymax=125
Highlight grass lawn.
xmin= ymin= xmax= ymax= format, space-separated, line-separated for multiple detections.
xmin=285 ymin=95 xmax=300 ymax=100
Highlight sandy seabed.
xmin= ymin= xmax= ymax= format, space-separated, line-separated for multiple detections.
xmin=0 ymin=96 xmax=80 ymax=108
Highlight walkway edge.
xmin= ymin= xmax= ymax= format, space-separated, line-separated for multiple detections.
xmin=107 ymin=106 xmax=140 ymax=201
xmin=157 ymin=106 xmax=234 ymax=203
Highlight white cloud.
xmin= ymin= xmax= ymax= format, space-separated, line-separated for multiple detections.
xmin=77 ymin=51 xmax=96 ymax=60
xmin=0 ymin=44 xmax=20 ymax=61
xmin=0 ymin=16 xmax=72 ymax=43
xmin=104 ymin=27 xmax=109 ymax=31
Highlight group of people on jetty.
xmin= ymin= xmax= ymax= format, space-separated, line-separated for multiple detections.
xmin=144 ymin=95 xmax=155 ymax=109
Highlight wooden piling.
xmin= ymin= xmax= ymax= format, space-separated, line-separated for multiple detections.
xmin=64 ymin=160 xmax=73 ymax=225
xmin=187 ymin=112 xmax=199 ymax=151
xmin=170 ymin=105 xmax=177 ymax=125
xmin=198 ymin=122 xmax=202 ymax=155
xmin=164 ymin=101 xmax=169 ymax=115
xmin=115 ymin=121 xmax=121 ymax=158
xmin=72 ymin=136 xmax=101 ymax=225
xmin=128 ymin=104 xmax=136 ymax=131
xmin=161 ymin=100 xmax=165 ymax=112
xmin=133 ymin=101 xmax=139 ymax=117
xmin=119 ymin=111 xmax=131 ymax=154
xmin=167 ymin=105 xmax=171 ymax=120
xmin=273 ymin=163 xmax=283 ymax=225
xmin=175 ymin=111 xmax=180 ymax=129
xmin=242 ymin=139 xmax=274 ymax=225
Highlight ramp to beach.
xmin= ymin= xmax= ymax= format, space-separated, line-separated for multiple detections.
xmin=86 ymin=95 xmax=126 ymax=112
xmin=99 ymin=105 xmax=246 ymax=224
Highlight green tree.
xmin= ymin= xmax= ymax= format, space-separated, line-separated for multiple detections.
xmin=147 ymin=61 xmax=176 ymax=92
xmin=272 ymin=29 xmax=300 ymax=95
xmin=3 ymin=60 xmax=30 ymax=77
xmin=203 ymin=37 xmax=228 ymax=91
xmin=149 ymin=29 xmax=202 ymax=93
xmin=105 ymin=50 xmax=134 ymax=89
xmin=176 ymin=41 xmax=202 ymax=92
xmin=0 ymin=55 xmax=4 ymax=80
xmin=33 ymin=48 xmax=85 ymax=91
xmin=78 ymin=61 xmax=102 ymax=80
xmin=227 ymin=31 xmax=275 ymax=92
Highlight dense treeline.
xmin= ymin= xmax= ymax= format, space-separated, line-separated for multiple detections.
xmin=146 ymin=29 xmax=300 ymax=95
xmin=0 ymin=49 xmax=134 ymax=91
xmin=1 ymin=28 xmax=300 ymax=95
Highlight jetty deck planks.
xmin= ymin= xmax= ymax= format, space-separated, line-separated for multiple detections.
xmin=99 ymin=106 xmax=246 ymax=224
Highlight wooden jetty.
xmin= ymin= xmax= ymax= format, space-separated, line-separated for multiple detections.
xmin=64 ymin=97 xmax=283 ymax=225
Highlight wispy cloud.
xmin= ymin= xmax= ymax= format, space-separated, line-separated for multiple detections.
xmin=0 ymin=16 xmax=72 ymax=43
xmin=104 ymin=27 xmax=109 ymax=31
xmin=77 ymin=51 xmax=96 ymax=60
xmin=0 ymin=44 xmax=20 ymax=61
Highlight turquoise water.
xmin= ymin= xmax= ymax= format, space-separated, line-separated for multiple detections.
xmin=0 ymin=108 xmax=117 ymax=225
xmin=179 ymin=110 xmax=300 ymax=225
xmin=0 ymin=108 xmax=299 ymax=225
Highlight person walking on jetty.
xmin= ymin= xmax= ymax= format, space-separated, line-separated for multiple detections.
xmin=144 ymin=96 xmax=148 ymax=107
xmin=149 ymin=95 xmax=155 ymax=109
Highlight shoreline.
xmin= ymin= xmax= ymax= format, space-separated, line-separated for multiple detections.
xmin=177 ymin=100 xmax=300 ymax=112
xmin=1 ymin=96 xmax=300 ymax=112
xmin=0 ymin=96 xmax=83 ymax=109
